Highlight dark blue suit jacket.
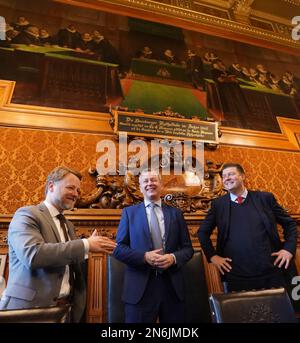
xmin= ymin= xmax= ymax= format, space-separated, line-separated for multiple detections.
xmin=113 ymin=202 xmax=194 ymax=304
xmin=198 ymin=191 xmax=297 ymax=262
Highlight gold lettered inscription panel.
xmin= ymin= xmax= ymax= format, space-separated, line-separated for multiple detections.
xmin=113 ymin=110 xmax=218 ymax=143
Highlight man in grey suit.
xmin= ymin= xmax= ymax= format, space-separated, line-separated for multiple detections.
xmin=0 ymin=166 xmax=116 ymax=322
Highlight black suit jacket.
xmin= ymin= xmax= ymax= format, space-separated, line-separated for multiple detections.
xmin=198 ymin=191 xmax=297 ymax=262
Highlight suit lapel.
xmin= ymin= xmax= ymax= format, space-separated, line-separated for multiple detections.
xmin=162 ymin=204 xmax=170 ymax=245
xmin=249 ymin=191 xmax=271 ymax=231
xmin=65 ymin=220 xmax=76 ymax=240
xmin=221 ymin=193 xmax=231 ymax=244
xmin=37 ymin=202 xmax=61 ymax=242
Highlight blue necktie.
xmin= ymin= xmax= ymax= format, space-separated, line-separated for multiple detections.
xmin=149 ymin=203 xmax=163 ymax=250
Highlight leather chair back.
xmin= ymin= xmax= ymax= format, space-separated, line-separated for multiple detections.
xmin=209 ymin=288 xmax=297 ymax=323
xmin=183 ymin=251 xmax=211 ymax=322
xmin=106 ymin=251 xmax=211 ymax=322
xmin=0 ymin=304 xmax=70 ymax=323
xmin=106 ymin=255 xmax=125 ymax=323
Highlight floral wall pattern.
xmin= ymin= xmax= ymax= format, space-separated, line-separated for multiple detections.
xmin=0 ymin=126 xmax=299 ymax=214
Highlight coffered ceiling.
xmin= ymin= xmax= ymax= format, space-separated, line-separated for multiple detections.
xmin=53 ymin=0 xmax=300 ymax=54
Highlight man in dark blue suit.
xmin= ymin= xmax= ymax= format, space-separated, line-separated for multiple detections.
xmin=198 ymin=163 xmax=297 ymax=292
xmin=113 ymin=169 xmax=194 ymax=323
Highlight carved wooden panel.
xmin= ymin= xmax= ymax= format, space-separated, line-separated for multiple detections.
xmin=86 ymin=253 xmax=107 ymax=323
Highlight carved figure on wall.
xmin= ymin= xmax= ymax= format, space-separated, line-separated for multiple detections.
xmin=77 ymin=168 xmax=137 ymax=209
xmin=124 ymin=171 xmax=143 ymax=202
xmin=203 ymin=160 xmax=224 ymax=196
xmin=76 ymin=160 xmax=226 ymax=213
xmin=153 ymin=106 xmax=185 ymax=119
xmin=164 ymin=192 xmax=190 ymax=212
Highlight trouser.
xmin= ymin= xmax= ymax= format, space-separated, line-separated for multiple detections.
xmin=124 ymin=271 xmax=185 ymax=323
xmin=225 ymin=271 xmax=286 ymax=292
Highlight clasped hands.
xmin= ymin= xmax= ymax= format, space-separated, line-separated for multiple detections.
xmin=211 ymin=249 xmax=293 ymax=275
xmin=144 ymin=249 xmax=175 ymax=270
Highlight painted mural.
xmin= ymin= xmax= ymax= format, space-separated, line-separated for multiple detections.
xmin=1 ymin=0 xmax=300 ymax=132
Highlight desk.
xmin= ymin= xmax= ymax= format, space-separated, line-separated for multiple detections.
xmin=0 ymin=45 xmax=122 ymax=111
xmin=41 ymin=53 xmax=122 ymax=107
xmin=241 ymin=84 xmax=299 ymax=117
xmin=130 ymin=57 xmax=190 ymax=82
xmin=206 ymin=78 xmax=300 ymax=132
xmin=0 ymin=47 xmax=15 ymax=80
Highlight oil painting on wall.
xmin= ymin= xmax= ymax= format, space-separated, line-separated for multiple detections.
xmin=1 ymin=0 xmax=300 ymax=133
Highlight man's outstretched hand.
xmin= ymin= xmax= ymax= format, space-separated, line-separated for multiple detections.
xmin=271 ymin=249 xmax=293 ymax=269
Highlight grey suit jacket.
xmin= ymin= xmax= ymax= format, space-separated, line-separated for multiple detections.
xmin=0 ymin=203 xmax=86 ymax=322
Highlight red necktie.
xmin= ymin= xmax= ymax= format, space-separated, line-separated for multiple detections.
xmin=236 ymin=196 xmax=244 ymax=204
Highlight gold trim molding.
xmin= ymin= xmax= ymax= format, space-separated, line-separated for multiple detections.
xmin=250 ymin=9 xmax=293 ymax=27
xmin=194 ymin=0 xmax=236 ymax=9
xmin=220 ymin=118 xmax=300 ymax=151
xmin=0 ymin=80 xmax=112 ymax=135
xmin=1 ymin=79 xmax=300 ymax=151
xmin=53 ymin=0 xmax=300 ymax=54
xmin=283 ymin=0 xmax=300 ymax=5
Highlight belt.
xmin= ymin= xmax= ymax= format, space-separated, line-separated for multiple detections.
xmin=150 ymin=268 xmax=165 ymax=276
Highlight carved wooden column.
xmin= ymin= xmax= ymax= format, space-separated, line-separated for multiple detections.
xmin=66 ymin=209 xmax=120 ymax=323
xmin=86 ymin=253 xmax=107 ymax=323
xmin=202 ymin=254 xmax=223 ymax=294
xmin=0 ymin=217 xmax=9 ymax=283
xmin=199 ymin=230 xmax=223 ymax=294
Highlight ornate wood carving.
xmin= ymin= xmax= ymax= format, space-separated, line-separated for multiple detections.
xmin=232 ymin=0 xmax=255 ymax=23
xmin=76 ymin=160 xmax=226 ymax=213
xmin=283 ymin=0 xmax=300 ymax=5
xmin=86 ymin=253 xmax=107 ymax=323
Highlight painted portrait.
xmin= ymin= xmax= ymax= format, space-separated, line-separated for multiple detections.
xmin=0 ymin=0 xmax=299 ymax=133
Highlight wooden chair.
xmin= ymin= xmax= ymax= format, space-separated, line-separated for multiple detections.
xmin=106 ymin=251 xmax=211 ymax=322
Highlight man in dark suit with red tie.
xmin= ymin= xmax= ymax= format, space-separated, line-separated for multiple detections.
xmin=113 ymin=169 xmax=194 ymax=323
xmin=198 ymin=163 xmax=297 ymax=292
xmin=0 ymin=166 xmax=116 ymax=322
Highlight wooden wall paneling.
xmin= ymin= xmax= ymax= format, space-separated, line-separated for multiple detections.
xmin=295 ymin=248 xmax=300 ymax=276
xmin=202 ymin=252 xmax=223 ymax=294
xmin=86 ymin=252 xmax=107 ymax=323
